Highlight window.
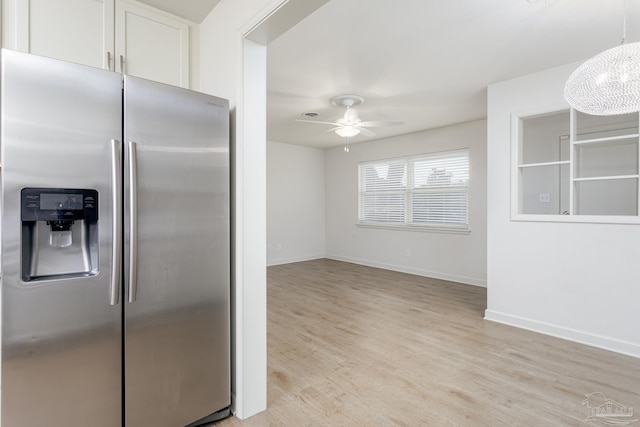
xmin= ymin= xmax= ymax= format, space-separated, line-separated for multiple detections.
xmin=513 ymin=107 xmax=640 ymax=223
xmin=358 ymin=149 xmax=469 ymax=231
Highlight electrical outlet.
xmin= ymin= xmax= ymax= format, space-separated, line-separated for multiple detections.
xmin=539 ymin=193 xmax=551 ymax=203
xmin=405 ymin=249 xmax=411 ymax=257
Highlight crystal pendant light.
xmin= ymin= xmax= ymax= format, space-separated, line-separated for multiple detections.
xmin=564 ymin=0 xmax=640 ymax=115
xmin=564 ymin=43 xmax=640 ymax=115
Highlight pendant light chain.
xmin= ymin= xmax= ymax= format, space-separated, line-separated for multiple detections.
xmin=622 ymin=0 xmax=627 ymax=44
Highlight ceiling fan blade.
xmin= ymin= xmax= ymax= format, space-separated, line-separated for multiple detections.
xmin=358 ymin=120 xmax=404 ymax=127
xmin=356 ymin=127 xmax=376 ymax=137
xmin=295 ymin=119 xmax=339 ymax=126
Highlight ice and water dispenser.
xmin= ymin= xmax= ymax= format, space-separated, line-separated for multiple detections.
xmin=21 ymin=188 xmax=99 ymax=281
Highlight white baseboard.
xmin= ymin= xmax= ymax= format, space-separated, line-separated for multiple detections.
xmin=484 ymin=309 xmax=640 ymax=359
xmin=325 ymin=254 xmax=487 ymax=287
xmin=267 ymin=254 xmax=325 ymax=267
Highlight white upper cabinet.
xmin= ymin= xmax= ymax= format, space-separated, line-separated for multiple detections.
xmin=115 ymin=1 xmax=189 ymax=88
xmin=15 ymin=0 xmax=114 ymax=70
xmin=7 ymin=0 xmax=191 ymax=88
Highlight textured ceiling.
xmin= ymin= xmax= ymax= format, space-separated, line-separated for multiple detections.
xmin=267 ymin=0 xmax=640 ymax=148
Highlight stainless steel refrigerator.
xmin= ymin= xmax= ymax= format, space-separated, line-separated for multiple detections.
xmin=0 ymin=49 xmax=230 ymax=426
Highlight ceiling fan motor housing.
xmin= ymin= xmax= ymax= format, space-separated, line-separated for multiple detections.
xmin=330 ymin=94 xmax=364 ymax=108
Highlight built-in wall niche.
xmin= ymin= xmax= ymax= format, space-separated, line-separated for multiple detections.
xmin=515 ymin=109 xmax=571 ymax=216
xmin=573 ymin=111 xmax=639 ymax=216
xmin=512 ymin=107 xmax=640 ymax=222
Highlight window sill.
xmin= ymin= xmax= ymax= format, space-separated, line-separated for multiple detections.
xmin=356 ymin=222 xmax=471 ymax=235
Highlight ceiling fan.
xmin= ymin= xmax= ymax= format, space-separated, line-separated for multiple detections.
xmin=297 ymin=95 xmax=404 ymax=146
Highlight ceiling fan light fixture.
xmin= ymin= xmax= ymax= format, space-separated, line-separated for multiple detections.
xmin=335 ymin=126 xmax=360 ymax=138
xmin=295 ymin=93 xmax=403 ymax=145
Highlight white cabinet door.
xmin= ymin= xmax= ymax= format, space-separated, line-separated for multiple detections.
xmin=16 ymin=0 xmax=114 ymax=70
xmin=115 ymin=1 xmax=189 ymax=88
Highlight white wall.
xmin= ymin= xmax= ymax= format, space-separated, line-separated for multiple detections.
xmin=267 ymin=141 xmax=325 ymax=266
xmin=325 ymin=120 xmax=488 ymax=287
xmin=199 ymin=0 xmax=284 ymax=419
xmin=199 ymin=0 xmax=327 ymax=419
xmin=486 ymin=62 xmax=640 ymax=358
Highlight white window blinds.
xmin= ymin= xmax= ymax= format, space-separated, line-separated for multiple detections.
xmin=358 ymin=149 xmax=469 ymax=229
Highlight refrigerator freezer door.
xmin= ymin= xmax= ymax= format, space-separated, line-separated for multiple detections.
xmin=0 ymin=50 xmax=123 ymax=426
xmin=123 ymin=76 xmax=230 ymax=426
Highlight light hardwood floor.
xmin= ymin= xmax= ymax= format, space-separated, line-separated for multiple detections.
xmin=216 ymin=259 xmax=640 ymax=426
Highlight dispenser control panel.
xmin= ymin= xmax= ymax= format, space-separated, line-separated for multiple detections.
xmin=21 ymin=188 xmax=98 ymax=222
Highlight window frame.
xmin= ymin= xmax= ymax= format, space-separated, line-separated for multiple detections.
xmin=511 ymin=104 xmax=640 ymax=224
xmin=357 ymin=149 xmax=471 ymax=234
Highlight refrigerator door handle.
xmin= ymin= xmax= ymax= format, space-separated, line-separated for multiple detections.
xmin=110 ymin=139 xmax=122 ymax=305
xmin=127 ymin=141 xmax=138 ymax=303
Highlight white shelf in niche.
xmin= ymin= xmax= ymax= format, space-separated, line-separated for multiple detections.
xmin=573 ymin=133 xmax=640 ymax=145
xmin=573 ymin=175 xmax=639 ymax=182
xmin=518 ymin=160 xmax=570 ymax=168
